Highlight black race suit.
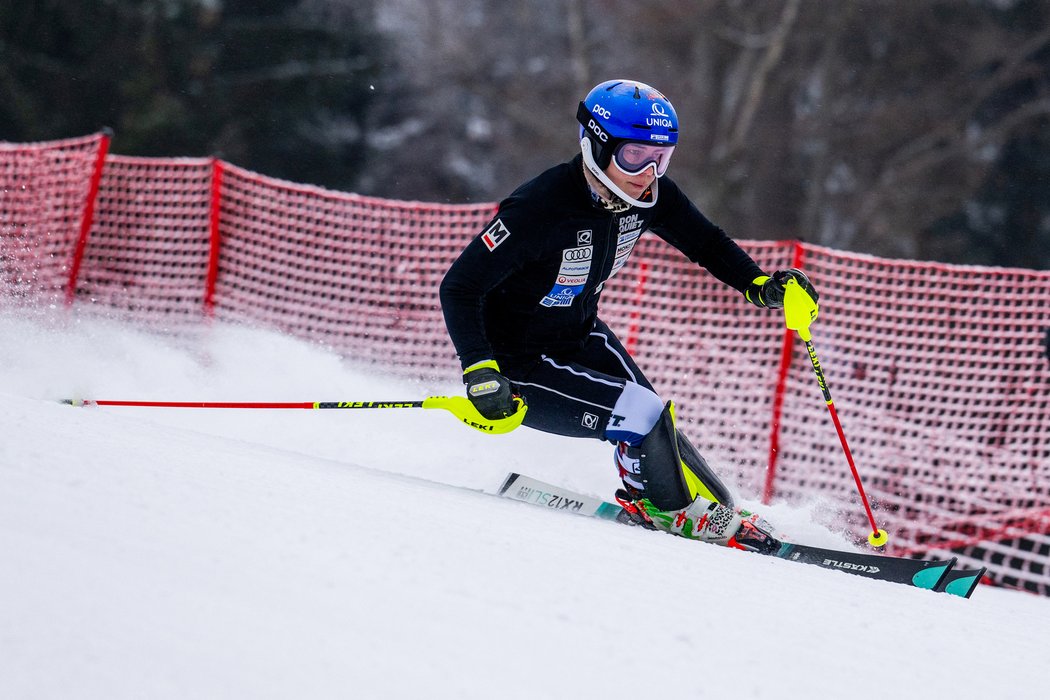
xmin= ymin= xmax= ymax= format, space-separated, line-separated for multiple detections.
xmin=440 ymin=154 xmax=763 ymax=441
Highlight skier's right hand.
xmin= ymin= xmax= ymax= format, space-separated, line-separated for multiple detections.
xmin=463 ymin=360 xmax=520 ymax=420
xmin=745 ymin=268 xmax=819 ymax=309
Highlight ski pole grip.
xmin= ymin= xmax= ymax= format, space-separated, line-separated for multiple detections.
xmin=783 ymin=278 xmax=819 ymax=341
xmin=422 ymin=395 xmax=526 ymax=434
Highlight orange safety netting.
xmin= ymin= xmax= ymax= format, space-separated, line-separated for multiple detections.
xmin=3 ymin=133 xmax=1049 ymax=594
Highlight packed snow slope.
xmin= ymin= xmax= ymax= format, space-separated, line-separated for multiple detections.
xmin=1 ymin=309 xmax=1047 ymax=700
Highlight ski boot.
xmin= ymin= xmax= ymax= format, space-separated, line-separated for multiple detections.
xmin=625 ymin=493 xmax=782 ymax=555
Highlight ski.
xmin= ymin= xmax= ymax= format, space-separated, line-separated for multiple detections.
xmin=498 ymin=472 xmax=623 ymax=521
xmin=498 ymin=473 xmax=979 ymax=598
xmin=773 ymin=542 xmax=956 ymax=592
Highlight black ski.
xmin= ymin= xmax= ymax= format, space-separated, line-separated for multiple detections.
xmin=773 ymin=542 xmax=955 ymax=591
xmin=499 ymin=473 xmax=979 ymax=598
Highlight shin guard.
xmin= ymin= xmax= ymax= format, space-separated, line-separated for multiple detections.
xmin=635 ymin=401 xmax=734 ymax=511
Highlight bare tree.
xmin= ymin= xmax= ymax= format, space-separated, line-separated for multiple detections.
xmin=354 ymin=0 xmax=1050 ymax=266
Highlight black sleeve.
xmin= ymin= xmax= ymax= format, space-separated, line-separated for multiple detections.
xmin=439 ymin=198 xmax=543 ymax=370
xmin=648 ymin=177 xmax=764 ymax=293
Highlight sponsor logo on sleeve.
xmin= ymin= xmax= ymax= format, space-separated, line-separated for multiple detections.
xmin=577 ymin=229 xmax=593 ymax=245
xmin=541 ymin=245 xmax=593 ymax=308
xmin=618 ymin=229 xmax=642 ymax=245
xmin=540 ymin=286 xmax=582 ymax=308
xmin=618 ymin=213 xmax=642 ymax=234
xmin=603 ymin=216 xmax=645 ymax=281
xmin=556 ymin=274 xmax=588 ymax=286
xmin=562 ymin=245 xmax=593 ymax=262
xmin=481 ymin=219 xmax=512 ymax=251
xmin=559 ymin=261 xmax=591 ymax=276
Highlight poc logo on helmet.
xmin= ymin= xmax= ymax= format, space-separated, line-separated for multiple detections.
xmin=586 ymin=118 xmax=609 ymax=143
xmin=592 ymin=104 xmax=612 ymax=119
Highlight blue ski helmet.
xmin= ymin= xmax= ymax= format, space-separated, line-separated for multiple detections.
xmin=578 ymin=80 xmax=679 ymax=163
xmin=577 ymin=79 xmax=679 ymax=207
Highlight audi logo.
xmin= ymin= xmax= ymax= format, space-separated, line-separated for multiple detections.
xmin=563 ymin=247 xmax=593 ymax=262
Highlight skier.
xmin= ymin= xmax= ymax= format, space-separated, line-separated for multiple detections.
xmin=440 ymin=79 xmax=818 ymax=550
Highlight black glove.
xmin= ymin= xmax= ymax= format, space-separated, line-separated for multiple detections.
xmin=463 ymin=361 xmax=519 ymax=420
xmin=745 ymin=268 xmax=819 ymax=309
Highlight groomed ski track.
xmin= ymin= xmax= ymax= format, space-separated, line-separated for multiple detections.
xmin=1 ymin=311 xmax=1046 ymax=699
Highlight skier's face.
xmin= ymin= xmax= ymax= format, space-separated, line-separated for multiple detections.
xmin=603 ymin=159 xmax=656 ymax=200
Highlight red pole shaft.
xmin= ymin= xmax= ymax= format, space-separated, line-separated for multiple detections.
xmin=85 ymin=400 xmax=316 ymax=409
xmin=66 ymin=399 xmax=426 ymax=410
xmin=802 ymin=337 xmax=881 ymax=536
xmin=825 ymin=400 xmax=880 ymax=534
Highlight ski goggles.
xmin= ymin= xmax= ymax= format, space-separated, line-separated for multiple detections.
xmin=612 ymin=141 xmax=676 ymax=177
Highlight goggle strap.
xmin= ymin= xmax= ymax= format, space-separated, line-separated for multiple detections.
xmin=577 ymin=102 xmax=612 ymax=147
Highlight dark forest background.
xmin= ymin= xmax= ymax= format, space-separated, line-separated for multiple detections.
xmin=3 ymin=0 xmax=1049 ymax=269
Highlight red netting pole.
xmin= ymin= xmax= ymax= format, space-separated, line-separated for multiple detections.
xmin=204 ymin=158 xmax=224 ymax=316
xmin=65 ymin=130 xmax=111 ymax=305
xmin=762 ymin=240 xmax=805 ymax=504
xmin=624 ymin=261 xmax=649 ymax=356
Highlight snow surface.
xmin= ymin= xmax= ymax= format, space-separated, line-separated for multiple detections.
xmin=1 ymin=308 xmax=1047 ymax=699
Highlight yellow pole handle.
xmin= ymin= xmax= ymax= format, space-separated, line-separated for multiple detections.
xmin=782 ymin=277 xmax=819 ymax=341
xmin=422 ymin=395 xmax=527 ymax=434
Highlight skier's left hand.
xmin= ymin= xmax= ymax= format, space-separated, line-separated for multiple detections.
xmin=745 ymin=268 xmax=819 ymax=309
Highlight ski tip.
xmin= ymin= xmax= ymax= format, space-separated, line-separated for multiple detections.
xmin=935 ymin=566 xmax=988 ymax=599
xmin=911 ymin=557 xmax=956 ymax=590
